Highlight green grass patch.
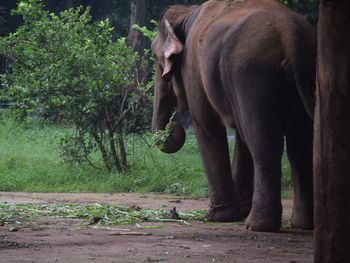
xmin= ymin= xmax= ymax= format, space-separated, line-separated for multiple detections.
xmin=0 ymin=113 xmax=292 ymax=197
xmin=0 ymin=113 xmax=207 ymax=196
xmin=0 ymin=203 xmax=207 ymax=226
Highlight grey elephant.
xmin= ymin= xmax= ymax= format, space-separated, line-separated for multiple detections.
xmin=151 ymin=0 xmax=315 ymax=232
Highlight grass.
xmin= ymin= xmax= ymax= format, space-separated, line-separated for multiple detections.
xmin=0 ymin=112 xmax=292 ymax=197
xmin=0 ymin=113 xmax=207 ymax=196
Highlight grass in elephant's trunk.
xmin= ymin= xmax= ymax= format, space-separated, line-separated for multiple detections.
xmin=153 ymin=121 xmax=186 ymax=154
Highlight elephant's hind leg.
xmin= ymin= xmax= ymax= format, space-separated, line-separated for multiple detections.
xmin=286 ymin=106 xmax=314 ymax=230
xmin=231 ymin=131 xmax=254 ymax=218
xmin=244 ymin=133 xmax=284 ymax=232
xmin=232 ymin=73 xmax=285 ymax=232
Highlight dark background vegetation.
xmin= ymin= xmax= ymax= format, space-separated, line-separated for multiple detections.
xmin=0 ymin=0 xmax=318 ymax=83
xmin=0 ymin=0 xmax=205 ymax=37
xmin=0 ymin=0 xmax=317 ymax=37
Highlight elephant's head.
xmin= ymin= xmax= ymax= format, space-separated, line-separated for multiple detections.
xmin=151 ymin=5 xmax=197 ymax=153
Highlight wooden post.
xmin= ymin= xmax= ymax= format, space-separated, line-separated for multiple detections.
xmin=314 ymin=0 xmax=350 ymax=262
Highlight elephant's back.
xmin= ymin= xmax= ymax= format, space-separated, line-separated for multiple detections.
xmin=183 ymin=0 xmax=316 ymax=126
xmin=188 ymin=0 xmax=314 ymax=50
xmin=187 ymin=0 xmax=315 ymax=72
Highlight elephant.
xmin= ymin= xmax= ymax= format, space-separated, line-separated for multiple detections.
xmin=151 ymin=0 xmax=316 ymax=232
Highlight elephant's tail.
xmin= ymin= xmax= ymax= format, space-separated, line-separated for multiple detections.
xmin=288 ymin=21 xmax=316 ymax=119
xmin=291 ymin=55 xmax=316 ymax=120
xmin=285 ymin=23 xmax=316 ymax=119
xmin=293 ymin=64 xmax=316 ymax=119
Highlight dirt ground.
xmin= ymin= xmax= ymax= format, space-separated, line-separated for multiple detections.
xmin=0 ymin=192 xmax=314 ymax=263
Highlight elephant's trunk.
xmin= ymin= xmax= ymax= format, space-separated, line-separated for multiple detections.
xmin=152 ymin=101 xmax=186 ymax=154
xmin=151 ymin=108 xmax=170 ymax=133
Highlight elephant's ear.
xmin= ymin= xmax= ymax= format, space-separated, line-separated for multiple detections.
xmin=162 ymin=19 xmax=183 ymax=81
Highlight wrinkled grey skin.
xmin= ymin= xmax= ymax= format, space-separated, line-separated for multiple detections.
xmin=151 ymin=0 xmax=315 ymax=232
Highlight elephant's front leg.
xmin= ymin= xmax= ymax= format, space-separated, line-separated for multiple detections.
xmin=192 ymin=117 xmax=243 ymax=222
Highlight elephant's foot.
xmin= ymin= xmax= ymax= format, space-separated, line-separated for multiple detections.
xmin=245 ymin=205 xmax=282 ymax=232
xmin=206 ymin=202 xmax=243 ymax=222
xmin=290 ymin=207 xmax=313 ymax=230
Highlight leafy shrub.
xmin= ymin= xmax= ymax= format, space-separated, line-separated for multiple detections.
xmin=0 ymin=0 xmax=152 ymax=172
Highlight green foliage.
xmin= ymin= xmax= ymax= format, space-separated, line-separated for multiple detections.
xmin=0 ymin=0 xmax=152 ymax=172
xmin=132 ymin=20 xmax=158 ymax=41
xmin=58 ymin=129 xmax=97 ymax=166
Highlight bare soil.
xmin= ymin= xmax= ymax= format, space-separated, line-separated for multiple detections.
xmin=0 ymin=192 xmax=313 ymax=263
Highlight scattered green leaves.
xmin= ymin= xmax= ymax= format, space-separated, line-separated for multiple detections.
xmin=0 ymin=203 xmax=207 ymax=226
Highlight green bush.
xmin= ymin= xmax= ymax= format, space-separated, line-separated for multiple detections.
xmin=0 ymin=0 xmax=152 ymax=172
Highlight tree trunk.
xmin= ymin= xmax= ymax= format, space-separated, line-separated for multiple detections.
xmin=127 ymin=0 xmax=145 ymax=55
xmin=91 ymin=130 xmax=111 ymax=172
xmin=107 ymin=128 xmax=122 ymax=173
xmin=65 ymin=0 xmax=74 ymax=9
xmin=118 ymin=135 xmax=128 ymax=169
xmin=314 ymin=1 xmax=350 ymax=262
